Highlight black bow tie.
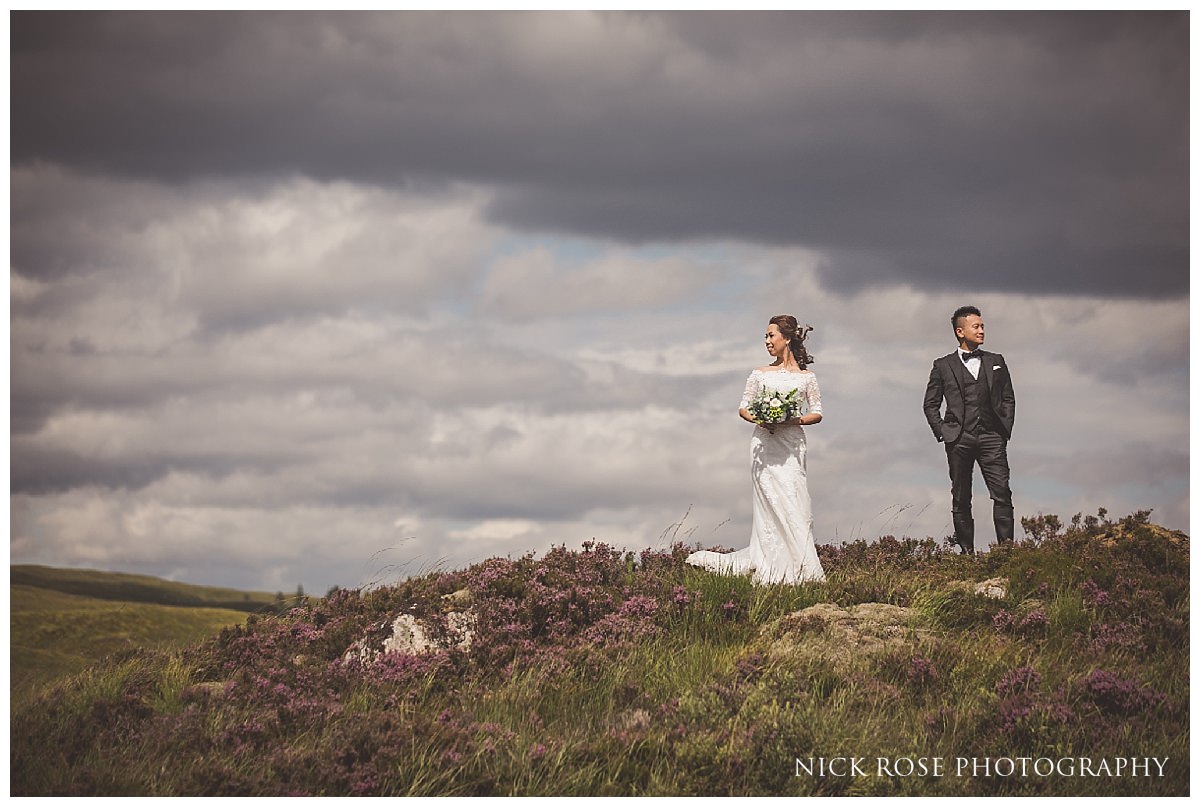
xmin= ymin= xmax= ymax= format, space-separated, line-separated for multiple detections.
xmin=961 ymin=350 xmax=982 ymax=362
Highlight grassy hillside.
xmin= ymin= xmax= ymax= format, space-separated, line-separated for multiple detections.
xmin=10 ymin=510 xmax=1188 ymax=796
xmin=10 ymin=566 xmax=286 ymax=704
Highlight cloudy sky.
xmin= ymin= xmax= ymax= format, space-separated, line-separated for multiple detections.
xmin=10 ymin=11 xmax=1189 ymax=594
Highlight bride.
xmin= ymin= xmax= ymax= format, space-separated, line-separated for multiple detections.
xmin=687 ymin=315 xmax=826 ymax=584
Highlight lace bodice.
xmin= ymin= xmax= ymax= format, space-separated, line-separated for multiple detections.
xmin=740 ymin=369 xmax=822 ymax=415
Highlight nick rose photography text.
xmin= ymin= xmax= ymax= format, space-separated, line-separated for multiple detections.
xmin=796 ymin=757 xmax=1169 ymax=779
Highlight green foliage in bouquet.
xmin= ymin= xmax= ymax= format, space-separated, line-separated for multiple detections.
xmin=748 ymin=388 xmax=802 ymax=424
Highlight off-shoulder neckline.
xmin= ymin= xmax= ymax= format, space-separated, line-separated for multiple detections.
xmin=753 ymin=367 xmax=814 ymax=374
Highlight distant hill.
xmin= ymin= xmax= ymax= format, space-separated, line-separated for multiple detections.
xmin=10 ymin=565 xmax=290 ymax=704
xmin=11 ymin=564 xmax=280 ymax=613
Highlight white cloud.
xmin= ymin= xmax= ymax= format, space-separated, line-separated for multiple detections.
xmin=10 ymin=170 xmax=1188 ymax=593
xmin=449 ymin=519 xmax=540 ymax=542
xmin=11 ymin=165 xmax=499 ymax=341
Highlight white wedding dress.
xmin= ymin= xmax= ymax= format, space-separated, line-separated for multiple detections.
xmin=687 ymin=369 xmax=826 ymax=584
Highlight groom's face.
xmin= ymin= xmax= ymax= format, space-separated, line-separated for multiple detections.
xmin=955 ymin=315 xmax=985 ymax=349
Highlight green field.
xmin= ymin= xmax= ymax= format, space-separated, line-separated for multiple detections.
xmin=10 ymin=566 xmax=281 ymax=704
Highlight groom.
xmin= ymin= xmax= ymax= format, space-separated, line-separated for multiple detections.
xmin=922 ymin=305 xmax=1016 ymax=554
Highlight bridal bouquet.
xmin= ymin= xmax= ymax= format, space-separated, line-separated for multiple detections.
xmin=748 ymin=387 xmax=802 ymax=424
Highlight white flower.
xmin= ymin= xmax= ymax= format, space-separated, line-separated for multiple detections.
xmin=769 ymin=398 xmax=782 ymax=407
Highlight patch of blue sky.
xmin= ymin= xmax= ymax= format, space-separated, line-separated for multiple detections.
xmin=487 ymin=232 xmax=607 ymax=265
xmin=488 ymin=232 xmax=740 ymax=275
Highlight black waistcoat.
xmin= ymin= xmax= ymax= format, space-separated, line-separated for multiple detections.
xmin=962 ymin=368 xmax=1001 ymax=435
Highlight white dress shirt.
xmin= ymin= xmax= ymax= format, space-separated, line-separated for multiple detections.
xmin=959 ymin=348 xmax=981 ymax=380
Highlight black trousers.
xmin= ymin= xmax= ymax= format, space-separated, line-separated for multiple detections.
xmin=945 ymin=430 xmax=1014 ymax=551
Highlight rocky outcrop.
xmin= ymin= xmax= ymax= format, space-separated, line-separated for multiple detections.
xmin=1097 ymin=522 xmax=1187 ymax=548
xmin=973 ymin=577 xmax=1007 ymax=599
xmin=345 ymin=589 xmax=477 ymax=661
xmin=942 ymin=576 xmax=1008 ymax=600
xmin=380 ymin=611 xmax=476 ymax=655
xmin=758 ymin=602 xmax=927 ymax=672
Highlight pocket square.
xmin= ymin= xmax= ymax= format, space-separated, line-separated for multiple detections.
xmin=993 ymin=365 xmax=1001 ymax=370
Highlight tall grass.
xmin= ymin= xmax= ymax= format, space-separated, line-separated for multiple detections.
xmin=10 ymin=510 xmax=1189 ymax=796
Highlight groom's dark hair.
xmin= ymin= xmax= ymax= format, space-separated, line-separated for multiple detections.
xmin=951 ymin=305 xmax=982 ymax=333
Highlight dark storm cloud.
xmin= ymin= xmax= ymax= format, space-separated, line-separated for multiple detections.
xmin=10 ymin=10 xmax=1187 ymax=297
xmin=9 ymin=443 xmax=298 ymax=496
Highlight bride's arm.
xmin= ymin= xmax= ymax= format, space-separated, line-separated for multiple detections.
xmin=739 ymin=372 xmax=760 ymax=424
xmin=792 ymin=374 xmax=823 ymax=425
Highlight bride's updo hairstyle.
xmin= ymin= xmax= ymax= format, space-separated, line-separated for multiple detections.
xmin=769 ymin=314 xmax=814 ymax=369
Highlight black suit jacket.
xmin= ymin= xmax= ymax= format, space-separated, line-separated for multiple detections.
xmin=923 ymin=349 xmax=1015 ymax=443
